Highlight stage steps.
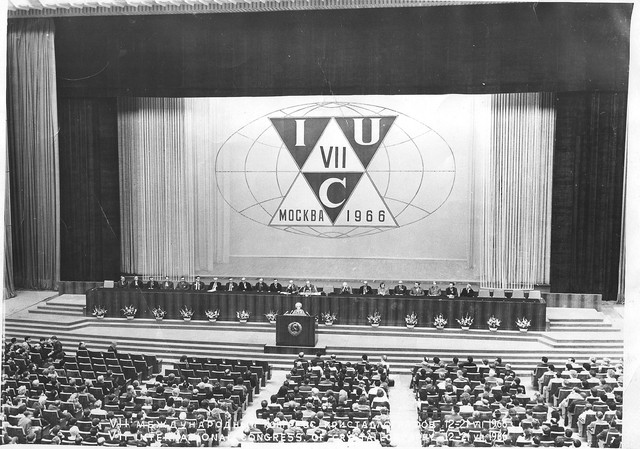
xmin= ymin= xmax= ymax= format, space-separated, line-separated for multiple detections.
xmin=5 ymin=325 xmax=623 ymax=376
xmin=7 ymin=297 xmax=623 ymax=375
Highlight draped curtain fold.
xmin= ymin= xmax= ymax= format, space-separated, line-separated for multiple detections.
xmin=481 ymin=93 xmax=555 ymax=290
xmin=118 ymin=98 xmax=223 ymax=280
xmin=550 ymin=92 xmax=626 ymax=301
xmin=7 ymin=18 xmax=60 ymax=290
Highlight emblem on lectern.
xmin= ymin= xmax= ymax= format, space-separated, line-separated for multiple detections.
xmin=287 ymin=321 xmax=303 ymax=336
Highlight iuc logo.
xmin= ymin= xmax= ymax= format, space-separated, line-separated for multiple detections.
xmin=215 ymin=101 xmax=455 ymax=238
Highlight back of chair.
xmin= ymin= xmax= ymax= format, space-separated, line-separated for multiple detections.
xmin=511 ymin=289 xmax=525 ymax=299
xmin=478 ymin=288 xmax=490 ymax=298
xmin=528 ymin=290 xmax=541 ymax=299
xmin=492 ymin=289 xmax=506 ymax=298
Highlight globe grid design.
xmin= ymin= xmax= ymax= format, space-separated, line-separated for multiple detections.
xmin=287 ymin=321 xmax=303 ymax=336
xmin=214 ymin=101 xmax=456 ymax=238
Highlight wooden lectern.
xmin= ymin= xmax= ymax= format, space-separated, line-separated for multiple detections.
xmin=276 ymin=314 xmax=317 ymax=347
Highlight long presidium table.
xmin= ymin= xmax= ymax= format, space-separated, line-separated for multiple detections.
xmin=85 ymin=289 xmax=546 ymax=331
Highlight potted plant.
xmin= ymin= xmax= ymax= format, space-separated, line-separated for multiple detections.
xmin=265 ymin=310 xmax=278 ymax=324
xmin=205 ymin=309 xmax=220 ymax=322
xmin=516 ymin=317 xmax=531 ymax=332
xmin=433 ymin=314 xmax=447 ymax=330
xmin=367 ymin=311 xmax=382 ymax=327
xmin=456 ymin=314 xmax=474 ymax=330
xmin=321 ymin=312 xmax=337 ymax=326
xmin=236 ymin=310 xmax=250 ymax=323
xmin=92 ymin=306 xmax=107 ymax=319
xmin=487 ymin=315 xmax=501 ymax=332
xmin=152 ymin=307 xmax=166 ymax=321
xmin=179 ymin=306 xmax=194 ymax=322
xmin=405 ymin=312 xmax=418 ymax=329
xmin=121 ymin=305 xmax=137 ymax=320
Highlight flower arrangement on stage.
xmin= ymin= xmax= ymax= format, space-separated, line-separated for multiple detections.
xmin=433 ymin=314 xmax=448 ymax=329
xmin=121 ymin=305 xmax=137 ymax=319
xmin=92 ymin=306 xmax=107 ymax=318
xmin=516 ymin=317 xmax=531 ymax=331
xmin=405 ymin=312 xmax=418 ymax=327
xmin=265 ymin=310 xmax=278 ymax=323
xmin=321 ymin=312 xmax=337 ymax=325
xmin=456 ymin=314 xmax=474 ymax=328
xmin=179 ymin=306 xmax=194 ymax=320
xmin=236 ymin=310 xmax=250 ymax=322
xmin=487 ymin=316 xmax=501 ymax=331
xmin=205 ymin=309 xmax=220 ymax=321
xmin=152 ymin=307 xmax=167 ymax=320
xmin=367 ymin=311 xmax=382 ymax=326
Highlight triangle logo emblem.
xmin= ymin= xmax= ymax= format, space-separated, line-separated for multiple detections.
xmin=334 ymin=116 xmax=396 ymax=168
xmin=270 ymin=117 xmax=331 ymax=169
xmin=303 ymin=172 xmax=363 ymax=224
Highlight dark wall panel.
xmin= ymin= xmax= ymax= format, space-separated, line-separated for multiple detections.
xmin=53 ymin=3 xmax=630 ymax=98
xmin=58 ymin=98 xmax=121 ymax=281
xmin=550 ymin=92 xmax=626 ymax=300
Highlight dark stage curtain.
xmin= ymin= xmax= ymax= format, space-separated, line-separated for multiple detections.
xmin=53 ymin=3 xmax=630 ymax=98
xmin=7 ymin=19 xmax=60 ymax=290
xmin=551 ymin=92 xmax=627 ymax=301
xmin=58 ymin=98 xmax=121 ymax=282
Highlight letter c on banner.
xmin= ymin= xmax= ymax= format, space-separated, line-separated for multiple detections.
xmin=319 ymin=177 xmax=346 ymax=208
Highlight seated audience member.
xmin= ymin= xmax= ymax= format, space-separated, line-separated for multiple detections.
xmin=208 ymin=277 xmax=222 ymax=291
xmin=394 ymin=281 xmax=407 ymax=295
xmin=255 ymin=278 xmax=269 ymax=292
xmin=130 ymin=275 xmax=144 ymax=289
xmin=377 ymin=282 xmax=389 ymax=296
xmin=238 ymin=277 xmax=252 ymax=291
xmin=428 ymin=281 xmax=441 ymax=296
xmin=116 ymin=275 xmax=129 ymax=288
xmin=176 ymin=276 xmax=190 ymax=290
xmin=145 ymin=276 xmax=160 ymax=290
xmin=410 ymin=282 xmax=425 ymax=296
xmin=445 ymin=282 xmax=458 ymax=297
xmin=161 ymin=276 xmax=174 ymax=290
xmin=270 ymin=279 xmax=283 ymax=293
xmin=360 ymin=280 xmax=373 ymax=295
xmin=459 ymin=283 xmax=475 ymax=297
xmin=299 ymin=280 xmax=317 ymax=294
xmin=226 ymin=277 xmax=238 ymax=291
xmin=337 ymin=282 xmax=352 ymax=295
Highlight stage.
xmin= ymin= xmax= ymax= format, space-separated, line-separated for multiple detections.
xmin=5 ymin=290 xmax=622 ymax=375
xmin=85 ymin=288 xmax=547 ymax=331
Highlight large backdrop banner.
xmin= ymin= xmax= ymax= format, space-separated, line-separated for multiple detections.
xmin=119 ymin=94 xmax=551 ymax=284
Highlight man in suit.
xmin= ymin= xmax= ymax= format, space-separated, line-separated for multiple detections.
xmin=445 ymin=282 xmax=458 ymax=297
xmin=428 ymin=281 xmax=441 ymax=296
xmin=300 ymin=280 xmax=317 ymax=294
xmin=394 ymin=281 xmax=407 ymax=295
xmin=255 ymin=278 xmax=269 ymax=292
xmin=269 ymin=279 xmax=282 ymax=293
xmin=208 ymin=277 xmax=222 ymax=292
xmin=172 ymin=276 xmax=187 ymax=290
xmin=410 ymin=282 xmax=425 ymax=296
xmin=146 ymin=276 xmax=160 ymax=290
xmin=225 ymin=278 xmax=238 ymax=291
xmin=130 ymin=275 xmax=144 ymax=289
xmin=238 ymin=277 xmax=252 ymax=291
xmin=192 ymin=276 xmax=206 ymax=291
xmin=161 ymin=276 xmax=174 ymax=290
xmin=359 ymin=281 xmax=373 ymax=295
xmin=459 ymin=283 xmax=475 ymax=297
xmin=286 ymin=280 xmax=298 ymax=294
xmin=338 ymin=282 xmax=352 ymax=295
xmin=115 ymin=275 xmax=128 ymax=288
